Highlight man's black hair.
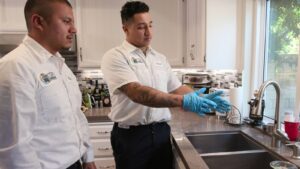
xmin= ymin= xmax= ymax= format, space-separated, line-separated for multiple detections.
xmin=24 ymin=0 xmax=72 ymax=30
xmin=120 ymin=1 xmax=149 ymax=24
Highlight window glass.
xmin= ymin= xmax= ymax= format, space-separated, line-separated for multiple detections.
xmin=264 ymin=0 xmax=300 ymax=119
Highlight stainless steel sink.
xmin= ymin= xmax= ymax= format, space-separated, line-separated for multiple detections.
xmin=202 ymin=151 xmax=282 ymax=169
xmin=185 ymin=131 xmax=286 ymax=169
xmin=185 ymin=131 xmax=263 ymax=154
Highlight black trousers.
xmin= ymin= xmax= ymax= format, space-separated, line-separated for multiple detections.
xmin=66 ymin=160 xmax=82 ymax=169
xmin=111 ymin=122 xmax=174 ymax=169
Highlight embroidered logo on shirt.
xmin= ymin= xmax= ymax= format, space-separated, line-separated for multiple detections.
xmin=40 ymin=72 xmax=57 ymax=84
xmin=132 ymin=57 xmax=143 ymax=64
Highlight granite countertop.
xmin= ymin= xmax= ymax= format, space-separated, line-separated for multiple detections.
xmin=83 ymin=107 xmax=111 ymax=123
xmin=83 ymin=107 xmax=300 ymax=168
xmin=169 ymin=108 xmax=300 ymax=169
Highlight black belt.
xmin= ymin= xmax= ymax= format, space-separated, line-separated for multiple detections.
xmin=114 ymin=121 xmax=167 ymax=130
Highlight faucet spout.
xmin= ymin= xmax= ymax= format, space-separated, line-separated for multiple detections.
xmin=256 ymin=80 xmax=289 ymax=147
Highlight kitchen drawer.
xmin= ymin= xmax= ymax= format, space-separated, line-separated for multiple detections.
xmin=92 ymin=139 xmax=113 ymax=157
xmin=89 ymin=124 xmax=113 ymax=139
xmin=94 ymin=157 xmax=115 ymax=169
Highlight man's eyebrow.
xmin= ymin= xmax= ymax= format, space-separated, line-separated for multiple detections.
xmin=62 ymin=16 xmax=72 ymax=21
xmin=136 ymin=21 xmax=153 ymax=25
xmin=62 ymin=16 xmax=75 ymax=23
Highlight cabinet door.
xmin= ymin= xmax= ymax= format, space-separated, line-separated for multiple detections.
xmin=205 ymin=0 xmax=238 ymax=69
xmin=76 ymin=0 xmax=125 ymax=68
xmin=76 ymin=0 xmax=185 ymax=68
xmin=186 ymin=0 xmax=206 ymax=67
xmin=143 ymin=0 xmax=185 ymax=67
xmin=0 ymin=0 xmax=27 ymax=32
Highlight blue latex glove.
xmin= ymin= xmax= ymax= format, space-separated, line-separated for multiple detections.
xmin=197 ymin=90 xmax=231 ymax=113
xmin=182 ymin=91 xmax=217 ymax=116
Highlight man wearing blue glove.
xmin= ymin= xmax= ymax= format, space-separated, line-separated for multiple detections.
xmin=101 ymin=1 xmax=231 ymax=169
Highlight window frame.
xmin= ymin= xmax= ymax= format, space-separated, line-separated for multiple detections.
xmin=255 ymin=0 xmax=300 ymax=119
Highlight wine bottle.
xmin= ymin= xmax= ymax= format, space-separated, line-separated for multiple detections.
xmin=102 ymin=84 xmax=111 ymax=107
xmin=92 ymin=80 xmax=102 ymax=108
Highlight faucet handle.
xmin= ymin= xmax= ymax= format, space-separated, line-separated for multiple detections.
xmin=286 ymin=142 xmax=300 ymax=159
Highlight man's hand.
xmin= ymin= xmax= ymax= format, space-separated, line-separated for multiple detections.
xmin=83 ymin=162 xmax=97 ymax=169
xmin=182 ymin=91 xmax=217 ymax=116
xmin=196 ymin=89 xmax=231 ymax=113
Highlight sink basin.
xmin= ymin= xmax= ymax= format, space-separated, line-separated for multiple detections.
xmin=185 ymin=131 xmax=287 ymax=169
xmin=185 ymin=131 xmax=263 ymax=154
xmin=202 ymin=151 xmax=282 ymax=169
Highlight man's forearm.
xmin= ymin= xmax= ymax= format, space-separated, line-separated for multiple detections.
xmin=170 ymin=85 xmax=194 ymax=95
xmin=119 ymin=82 xmax=183 ymax=108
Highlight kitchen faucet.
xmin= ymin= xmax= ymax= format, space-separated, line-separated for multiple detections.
xmin=255 ymin=80 xmax=289 ymax=147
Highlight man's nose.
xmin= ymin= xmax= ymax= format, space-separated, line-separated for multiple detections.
xmin=145 ymin=26 xmax=151 ymax=35
xmin=70 ymin=25 xmax=77 ymax=34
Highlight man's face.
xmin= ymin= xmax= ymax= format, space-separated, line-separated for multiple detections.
xmin=123 ymin=12 xmax=153 ymax=48
xmin=42 ymin=2 xmax=76 ymax=53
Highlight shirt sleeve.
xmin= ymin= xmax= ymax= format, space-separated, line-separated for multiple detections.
xmin=0 ymin=60 xmax=42 ymax=169
xmin=81 ymin=144 xmax=94 ymax=163
xmin=164 ymin=57 xmax=182 ymax=92
xmin=77 ymin=110 xmax=95 ymax=163
xmin=101 ymin=48 xmax=139 ymax=94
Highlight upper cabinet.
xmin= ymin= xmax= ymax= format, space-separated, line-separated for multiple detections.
xmin=186 ymin=0 xmax=242 ymax=70
xmin=75 ymin=0 xmax=185 ymax=69
xmin=205 ymin=0 xmax=240 ymax=70
xmin=0 ymin=0 xmax=27 ymax=33
xmin=0 ymin=0 xmax=242 ymax=69
xmin=186 ymin=0 xmax=206 ymax=67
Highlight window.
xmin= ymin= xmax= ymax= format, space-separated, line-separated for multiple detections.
xmin=264 ymin=0 xmax=300 ymax=119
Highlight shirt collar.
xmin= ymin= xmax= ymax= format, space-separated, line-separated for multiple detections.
xmin=122 ymin=40 xmax=155 ymax=55
xmin=23 ymin=35 xmax=64 ymax=64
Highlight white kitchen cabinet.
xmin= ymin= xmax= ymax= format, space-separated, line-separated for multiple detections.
xmin=88 ymin=122 xmax=115 ymax=168
xmin=75 ymin=0 xmax=185 ymax=68
xmin=205 ymin=0 xmax=240 ymax=69
xmin=186 ymin=0 xmax=206 ymax=67
xmin=92 ymin=139 xmax=113 ymax=157
xmin=186 ymin=0 xmax=241 ymax=69
xmin=0 ymin=0 xmax=27 ymax=33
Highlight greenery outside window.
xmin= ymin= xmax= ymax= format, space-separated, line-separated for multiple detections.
xmin=264 ymin=0 xmax=300 ymax=119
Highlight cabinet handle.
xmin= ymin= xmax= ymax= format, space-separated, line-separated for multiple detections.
xmin=97 ymin=147 xmax=110 ymax=151
xmin=97 ymin=131 xmax=109 ymax=134
xmin=80 ymin=47 xmax=83 ymax=61
xmin=190 ymin=44 xmax=195 ymax=60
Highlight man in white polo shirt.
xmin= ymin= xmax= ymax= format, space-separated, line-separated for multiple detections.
xmin=101 ymin=1 xmax=231 ymax=169
xmin=0 ymin=0 xmax=96 ymax=169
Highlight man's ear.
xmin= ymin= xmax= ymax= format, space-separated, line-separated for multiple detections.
xmin=31 ymin=14 xmax=45 ymax=31
xmin=122 ymin=25 xmax=128 ymax=34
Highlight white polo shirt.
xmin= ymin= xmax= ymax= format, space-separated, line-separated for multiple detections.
xmin=0 ymin=36 xmax=94 ymax=169
xmin=101 ymin=41 xmax=181 ymax=126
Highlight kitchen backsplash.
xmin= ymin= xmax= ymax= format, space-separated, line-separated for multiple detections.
xmin=173 ymin=68 xmax=243 ymax=88
xmin=77 ymin=68 xmax=242 ymax=89
xmin=76 ymin=68 xmax=242 ymax=109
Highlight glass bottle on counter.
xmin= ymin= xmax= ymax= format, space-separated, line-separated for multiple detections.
xmin=102 ymin=84 xmax=111 ymax=107
xmin=85 ymin=81 xmax=95 ymax=108
xmin=92 ymin=79 xmax=102 ymax=108
xmin=82 ymin=88 xmax=92 ymax=109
